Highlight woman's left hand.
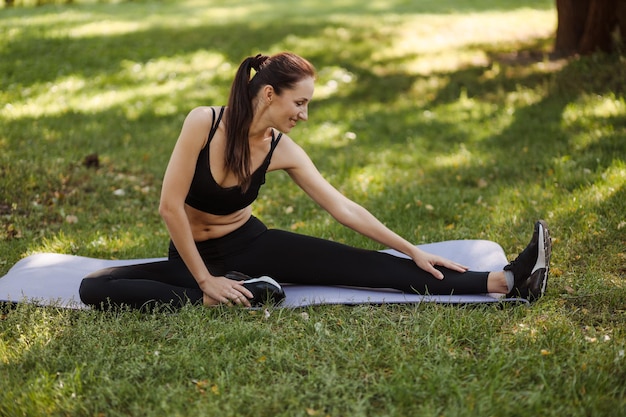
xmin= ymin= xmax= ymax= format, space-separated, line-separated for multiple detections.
xmin=410 ymin=248 xmax=469 ymax=280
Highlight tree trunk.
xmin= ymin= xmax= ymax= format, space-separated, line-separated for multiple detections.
xmin=554 ymin=0 xmax=622 ymax=55
xmin=579 ymin=0 xmax=618 ymax=54
xmin=555 ymin=0 xmax=591 ymax=54
xmin=618 ymin=0 xmax=626 ymax=41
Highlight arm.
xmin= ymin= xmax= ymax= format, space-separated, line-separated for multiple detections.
xmin=272 ymin=136 xmax=467 ymax=279
xmin=159 ymin=107 xmax=252 ymax=305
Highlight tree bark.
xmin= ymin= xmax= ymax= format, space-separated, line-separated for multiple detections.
xmin=555 ymin=0 xmax=591 ymax=54
xmin=579 ymin=0 xmax=618 ymax=54
xmin=554 ymin=0 xmax=622 ymax=55
xmin=618 ymin=0 xmax=626 ymax=41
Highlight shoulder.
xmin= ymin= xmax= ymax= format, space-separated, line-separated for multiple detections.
xmin=178 ymin=106 xmax=224 ymax=145
xmin=271 ymin=131 xmax=300 ymax=155
xmin=268 ymin=131 xmax=314 ymax=171
xmin=184 ymin=106 xmax=221 ymax=127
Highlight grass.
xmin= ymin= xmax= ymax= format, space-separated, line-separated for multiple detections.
xmin=1 ymin=0 xmax=625 ymax=416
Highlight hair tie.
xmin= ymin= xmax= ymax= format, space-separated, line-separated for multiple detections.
xmin=250 ymin=54 xmax=269 ymax=72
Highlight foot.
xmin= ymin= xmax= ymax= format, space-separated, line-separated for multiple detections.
xmin=505 ymin=220 xmax=551 ymax=301
xmin=225 ymin=271 xmax=286 ymax=307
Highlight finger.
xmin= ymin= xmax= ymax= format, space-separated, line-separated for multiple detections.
xmin=233 ymin=282 xmax=254 ymax=299
xmin=431 ymin=256 xmax=468 ymax=272
xmin=238 ymin=295 xmax=252 ymax=308
xmin=223 ymin=294 xmax=233 ymax=305
xmin=225 ymin=287 xmax=251 ymax=307
xmin=223 ymin=290 xmax=238 ymax=305
xmin=445 ymin=261 xmax=469 ymax=273
xmin=231 ymin=291 xmax=251 ymax=307
xmin=421 ymin=263 xmax=444 ymax=280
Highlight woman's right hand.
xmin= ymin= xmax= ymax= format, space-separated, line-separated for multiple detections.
xmin=199 ymin=276 xmax=254 ymax=307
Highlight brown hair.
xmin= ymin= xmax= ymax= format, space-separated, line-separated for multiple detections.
xmin=225 ymin=52 xmax=316 ymax=191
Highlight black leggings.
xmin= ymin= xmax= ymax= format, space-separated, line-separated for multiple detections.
xmin=79 ymin=216 xmax=489 ymax=309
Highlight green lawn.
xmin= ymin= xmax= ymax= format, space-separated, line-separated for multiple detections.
xmin=1 ymin=1 xmax=625 ymax=416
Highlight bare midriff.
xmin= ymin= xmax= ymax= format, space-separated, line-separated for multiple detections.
xmin=184 ymin=204 xmax=253 ymax=241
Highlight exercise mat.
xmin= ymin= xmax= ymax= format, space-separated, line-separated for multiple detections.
xmin=0 ymin=240 xmax=527 ymax=308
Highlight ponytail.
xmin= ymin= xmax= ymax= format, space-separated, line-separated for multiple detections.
xmin=225 ymin=52 xmax=315 ymax=192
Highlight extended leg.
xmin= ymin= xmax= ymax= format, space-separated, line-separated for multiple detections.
xmin=222 ymin=229 xmax=490 ymax=295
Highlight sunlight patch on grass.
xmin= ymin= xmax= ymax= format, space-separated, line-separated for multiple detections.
xmin=27 ymin=229 xmax=156 ymax=259
xmin=2 ymin=26 xmax=22 ymax=44
xmin=178 ymin=0 xmax=270 ymax=24
xmin=2 ymin=51 xmax=230 ymax=120
xmin=0 ymin=313 xmax=51 ymax=365
xmin=575 ymin=161 xmax=625 ymax=206
xmin=352 ymin=168 xmax=384 ymax=196
xmin=375 ymin=10 xmax=554 ymax=75
xmin=433 ymin=144 xmax=474 ymax=169
xmin=4 ymin=2 xmax=263 ymax=40
xmin=504 ymin=84 xmax=546 ymax=107
xmin=0 ymin=9 xmax=91 ymax=28
xmin=29 ymin=233 xmax=80 ymax=256
xmin=68 ymin=19 xmax=147 ymax=38
xmin=306 ymin=122 xmax=352 ymax=148
xmin=563 ymin=93 xmax=626 ymax=121
xmin=3 ymin=77 xmax=135 ymax=119
xmin=530 ymin=160 xmax=625 ymax=233
xmin=2 ymin=75 xmax=86 ymax=119
xmin=121 ymin=51 xmax=230 ymax=83
xmin=562 ymin=94 xmax=626 ymax=152
xmin=340 ymin=147 xmax=425 ymax=199
xmin=406 ymin=50 xmax=491 ymax=76
xmin=314 ymin=66 xmax=357 ymax=100
xmin=393 ymin=10 xmax=554 ymax=53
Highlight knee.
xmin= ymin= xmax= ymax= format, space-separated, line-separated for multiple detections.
xmin=78 ymin=270 xmax=110 ymax=306
xmin=78 ymin=277 xmax=98 ymax=305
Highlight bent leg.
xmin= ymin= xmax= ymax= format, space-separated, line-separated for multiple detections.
xmin=79 ymin=259 xmax=203 ymax=310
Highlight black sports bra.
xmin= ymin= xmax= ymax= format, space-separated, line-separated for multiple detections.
xmin=185 ymin=107 xmax=282 ymax=215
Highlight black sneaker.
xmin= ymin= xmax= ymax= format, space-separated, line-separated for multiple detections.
xmin=505 ymin=220 xmax=551 ymax=301
xmin=225 ymin=271 xmax=286 ymax=307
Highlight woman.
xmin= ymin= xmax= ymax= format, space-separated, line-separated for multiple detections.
xmin=79 ymin=52 xmax=551 ymax=310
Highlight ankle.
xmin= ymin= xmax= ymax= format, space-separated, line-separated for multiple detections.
xmin=487 ymin=271 xmax=509 ymax=293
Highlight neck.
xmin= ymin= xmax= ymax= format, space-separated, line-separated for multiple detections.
xmin=248 ymin=102 xmax=272 ymax=143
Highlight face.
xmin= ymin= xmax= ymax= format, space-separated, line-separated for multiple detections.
xmin=267 ymin=77 xmax=314 ymax=133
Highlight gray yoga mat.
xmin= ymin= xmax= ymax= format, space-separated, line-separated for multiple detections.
xmin=0 ymin=240 xmax=527 ymax=308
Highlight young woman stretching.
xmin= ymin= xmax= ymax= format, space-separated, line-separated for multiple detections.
xmin=79 ymin=52 xmax=551 ymax=310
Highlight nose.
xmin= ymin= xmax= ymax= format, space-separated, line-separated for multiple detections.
xmin=298 ymin=105 xmax=308 ymax=121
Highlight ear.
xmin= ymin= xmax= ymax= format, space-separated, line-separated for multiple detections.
xmin=262 ymin=85 xmax=275 ymax=104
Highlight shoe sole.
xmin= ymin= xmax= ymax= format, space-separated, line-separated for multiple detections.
xmin=243 ymin=276 xmax=282 ymax=290
xmin=531 ymin=220 xmax=551 ymax=298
